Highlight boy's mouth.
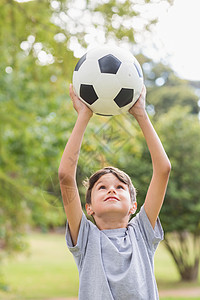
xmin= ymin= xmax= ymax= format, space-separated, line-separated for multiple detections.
xmin=104 ymin=196 xmax=120 ymax=201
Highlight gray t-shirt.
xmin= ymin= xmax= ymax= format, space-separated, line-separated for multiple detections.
xmin=66 ymin=206 xmax=163 ymax=300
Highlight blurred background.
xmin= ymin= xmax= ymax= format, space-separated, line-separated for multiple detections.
xmin=0 ymin=0 xmax=200 ymax=299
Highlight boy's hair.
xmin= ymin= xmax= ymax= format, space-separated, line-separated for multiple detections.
xmin=83 ymin=166 xmax=137 ymax=204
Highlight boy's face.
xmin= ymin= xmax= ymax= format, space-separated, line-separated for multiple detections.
xmin=86 ymin=173 xmax=137 ymax=228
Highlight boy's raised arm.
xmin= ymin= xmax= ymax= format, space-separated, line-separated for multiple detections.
xmin=129 ymin=86 xmax=171 ymax=228
xmin=58 ymin=84 xmax=93 ymax=245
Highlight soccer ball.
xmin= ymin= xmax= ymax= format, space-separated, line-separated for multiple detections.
xmin=72 ymin=45 xmax=143 ymax=116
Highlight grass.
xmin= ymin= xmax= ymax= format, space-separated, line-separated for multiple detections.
xmin=0 ymin=232 xmax=79 ymax=299
xmin=0 ymin=231 xmax=199 ymax=300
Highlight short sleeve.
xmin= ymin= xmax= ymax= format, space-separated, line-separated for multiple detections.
xmin=66 ymin=212 xmax=90 ymax=267
xmin=130 ymin=205 xmax=164 ymax=253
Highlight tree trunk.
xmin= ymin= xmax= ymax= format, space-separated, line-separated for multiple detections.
xmin=164 ymin=232 xmax=200 ymax=282
xmin=180 ymin=259 xmax=199 ymax=282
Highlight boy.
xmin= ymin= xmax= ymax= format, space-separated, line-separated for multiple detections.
xmin=58 ymin=84 xmax=171 ymax=300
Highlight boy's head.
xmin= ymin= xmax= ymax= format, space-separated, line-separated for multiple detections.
xmin=84 ymin=166 xmax=137 ymax=205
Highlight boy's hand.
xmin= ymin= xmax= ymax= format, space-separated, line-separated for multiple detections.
xmin=129 ymin=85 xmax=146 ymax=119
xmin=69 ymin=84 xmax=93 ymax=119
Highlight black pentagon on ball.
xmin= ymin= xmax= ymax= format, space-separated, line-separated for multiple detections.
xmin=98 ymin=54 xmax=122 ymax=74
xmin=80 ymin=84 xmax=98 ymax=105
xmin=74 ymin=53 xmax=87 ymax=71
xmin=114 ymin=88 xmax=134 ymax=108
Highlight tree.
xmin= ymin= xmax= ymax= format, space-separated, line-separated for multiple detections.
xmin=157 ymin=107 xmax=200 ymax=281
xmin=136 ymin=54 xmax=199 ymax=117
xmin=0 ymin=55 xmax=67 ymax=249
xmin=137 ymin=58 xmax=200 ymax=282
xmin=130 ymin=58 xmax=200 ymax=281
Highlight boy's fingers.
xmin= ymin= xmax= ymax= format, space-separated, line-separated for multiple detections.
xmin=142 ymin=85 xmax=146 ymax=97
xmin=69 ymin=84 xmax=76 ymax=101
xmin=69 ymin=84 xmax=73 ymax=97
xmin=140 ymin=85 xmax=146 ymax=97
xmin=138 ymin=85 xmax=146 ymax=101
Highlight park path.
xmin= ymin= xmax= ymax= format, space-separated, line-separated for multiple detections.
xmin=45 ymin=287 xmax=200 ymax=299
xmin=159 ymin=287 xmax=200 ymax=297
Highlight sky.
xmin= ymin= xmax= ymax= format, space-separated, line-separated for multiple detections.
xmin=147 ymin=0 xmax=200 ymax=81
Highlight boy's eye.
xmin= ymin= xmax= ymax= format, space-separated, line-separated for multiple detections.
xmin=117 ymin=185 xmax=124 ymax=189
xmin=99 ymin=185 xmax=106 ymax=190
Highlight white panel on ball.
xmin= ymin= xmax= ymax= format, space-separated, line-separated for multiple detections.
xmin=94 ymin=75 xmax=121 ymax=99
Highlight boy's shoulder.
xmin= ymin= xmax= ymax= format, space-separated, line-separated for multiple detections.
xmin=129 ymin=205 xmax=164 ymax=251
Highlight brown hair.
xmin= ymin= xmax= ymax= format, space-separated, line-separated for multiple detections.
xmin=83 ymin=166 xmax=136 ymax=204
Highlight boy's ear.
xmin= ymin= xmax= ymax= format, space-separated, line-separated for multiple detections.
xmin=85 ymin=203 xmax=94 ymax=216
xmin=129 ymin=202 xmax=137 ymax=215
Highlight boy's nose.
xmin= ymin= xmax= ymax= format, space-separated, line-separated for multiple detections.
xmin=108 ymin=187 xmax=116 ymax=194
